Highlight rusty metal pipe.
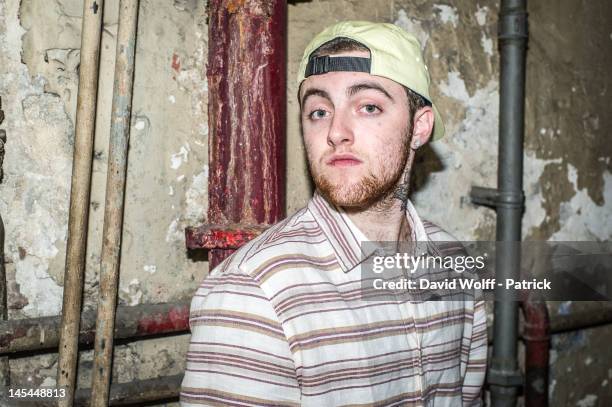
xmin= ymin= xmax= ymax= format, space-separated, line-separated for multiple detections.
xmin=522 ymin=300 xmax=550 ymax=407
xmin=0 ymin=302 xmax=189 ymax=355
xmin=56 ymin=1 xmax=106 ymax=404
xmin=90 ymin=0 xmax=140 ymax=405
xmin=0 ymin=98 xmax=8 ymax=396
xmin=204 ymin=0 xmax=287 ymax=267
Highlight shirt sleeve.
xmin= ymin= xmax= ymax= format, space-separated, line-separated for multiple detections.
xmin=461 ymin=298 xmax=488 ymax=406
xmin=180 ymin=270 xmax=301 ymax=406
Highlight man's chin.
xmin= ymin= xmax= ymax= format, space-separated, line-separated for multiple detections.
xmin=317 ymin=185 xmax=380 ymax=209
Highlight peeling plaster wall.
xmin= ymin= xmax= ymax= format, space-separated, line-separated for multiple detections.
xmin=0 ymin=0 xmax=610 ymax=404
xmin=1 ymin=0 xmax=208 ymax=316
xmin=0 ymin=0 xmax=207 ymax=397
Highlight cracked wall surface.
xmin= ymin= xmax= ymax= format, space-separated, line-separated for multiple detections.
xmin=1 ymin=0 xmax=206 ymax=401
xmin=0 ymin=0 xmax=610 ymax=405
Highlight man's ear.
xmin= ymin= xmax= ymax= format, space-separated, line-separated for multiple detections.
xmin=411 ymin=106 xmax=434 ymax=149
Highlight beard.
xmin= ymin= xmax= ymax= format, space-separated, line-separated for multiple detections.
xmin=308 ymin=136 xmax=411 ymax=210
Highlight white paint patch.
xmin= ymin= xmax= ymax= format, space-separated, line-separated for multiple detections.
xmin=168 ymin=186 xmax=174 ymax=196
xmin=15 ymin=256 xmax=63 ymax=317
xmin=170 ymin=143 xmax=191 ymax=170
xmin=481 ymin=33 xmax=493 ymax=56
xmin=602 ymin=379 xmax=608 ymax=387
xmin=119 ymin=279 xmax=143 ymax=306
xmin=522 ymin=153 xmax=563 ymax=237
xmin=584 ymin=356 xmax=593 ymax=366
xmin=433 ymin=4 xmax=459 ymax=27
xmin=549 ymin=379 xmax=557 ymax=401
xmin=144 ymin=264 xmax=157 ymax=274
xmin=168 ymin=95 xmax=176 ymax=104
xmin=176 ymin=174 xmax=186 ymax=182
xmin=439 ymin=71 xmax=470 ymax=101
xmin=576 ymin=394 xmax=598 ymax=407
xmin=40 ymin=376 xmax=56 ymax=388
xmin=558 ymin=300 xmax=572 ymax=315
xmin=475 ymin=5 xmax=488 ymax=26
xmin=549 ymin=349 xmax=558 ymax=365
xmin=395 ymin=9 xmax=430 ymax=50
xmin=165 ymin=218 xmax=182 ymax=243
xmin=551 ymin=167 xmax=612 ymax=241
xmin=134 ymin=119 xmax=146 ymax=130
xmin=185 ymin=165 xmax=209 ymax=222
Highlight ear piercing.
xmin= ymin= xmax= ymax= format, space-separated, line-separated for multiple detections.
xmin=413 ymin=140 xmax=421 ymax=149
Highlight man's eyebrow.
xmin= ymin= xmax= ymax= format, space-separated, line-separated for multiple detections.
xmin=347 ymin=81 xmax=395 ymax=103
xmin=301 ymin=88 xmax=331 ymax=107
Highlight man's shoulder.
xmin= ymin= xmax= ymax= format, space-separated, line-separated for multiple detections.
xmin=208 ymin=205 xmax=323 ymax=280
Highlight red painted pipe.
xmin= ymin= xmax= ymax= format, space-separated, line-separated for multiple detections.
xmin=521 ymin=300 xmax=550 ymax=407
xmin=206 ymin=0 xmax=287 ymax=267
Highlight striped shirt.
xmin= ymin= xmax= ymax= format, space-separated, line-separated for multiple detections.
xmin=181 ymin=193 xmax=487 ymax=406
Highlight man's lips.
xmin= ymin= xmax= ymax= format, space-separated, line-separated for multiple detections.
xmin=326 ymin=154 xmax=362 ymax=167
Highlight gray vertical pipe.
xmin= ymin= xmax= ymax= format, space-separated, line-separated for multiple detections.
xmin=490 ymin=0 xmax=528 ymax=406
xmin=90 ymin=0 xmax=139 ymax=405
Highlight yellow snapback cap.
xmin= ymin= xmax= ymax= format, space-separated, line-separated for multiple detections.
xmin=297 ymin=21 xmax=445 ymax=141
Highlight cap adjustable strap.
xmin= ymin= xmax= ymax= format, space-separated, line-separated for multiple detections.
xmin=304 ymin=56 xmax=371 ymax=77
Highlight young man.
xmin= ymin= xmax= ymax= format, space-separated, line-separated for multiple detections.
xmin=181 ymin=21 xmax=487 ymax=406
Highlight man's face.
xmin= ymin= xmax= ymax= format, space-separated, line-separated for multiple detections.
xmin=300 ymin=51 xmax=412 ymax=208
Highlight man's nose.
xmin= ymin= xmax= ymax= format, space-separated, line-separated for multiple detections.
xmin=327 ymin=110 xmax=354 ymax=147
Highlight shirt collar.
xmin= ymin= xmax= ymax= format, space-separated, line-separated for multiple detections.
xmin=308 ymin=192 xmax=432 ymax=273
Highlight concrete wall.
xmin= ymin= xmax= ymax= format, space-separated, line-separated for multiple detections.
xmin=0 ymin=0 xmax=610 ymax=405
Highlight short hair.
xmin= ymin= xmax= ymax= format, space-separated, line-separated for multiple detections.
xmin=309 ymin=37 xmax=431 ymax=132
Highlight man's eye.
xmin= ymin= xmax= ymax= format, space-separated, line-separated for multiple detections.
xmin=309 ymin=109 xmax=328 ymax=120
xmin=361 ymin=104 xmax=381 ymax=114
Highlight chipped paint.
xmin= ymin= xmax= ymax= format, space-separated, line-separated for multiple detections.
xmin=134 ymin=119 xmax=146 ymax=130
xmin=433 ymin=4 xmax=459 ymax=27
xmin=119 ymin=278 xmax=143 ymax=306
xmin=551 ymin=167 xmax=612 ymax=241
xmin=15 ymin=255 xmax=63 ymax=317
xmin=475 ymin=5 xmax=488 ymax=26
xmin=165 ymin=218 xmax=182 ymax=243
xmin=170 ymin=143 xmax=190 ymax=170
xmin=558 ymin=301 xmax=572 ymax=315
xmin=185 ymin=165 xmax=209 ymax=222
xmin=143 ymin=265 xmax=157 ymax=274
xmin=480 ymin=33 xmax=493 ymax=56
xmin=576 ymin=394 xmax=598 ymax=407
xmin=522 ymin=152 xmax=563 ymax=237
xmin=394 ymin=9 xmax=429 ymax=50
xmin=439 ymin=70 xmax=471 ymax=101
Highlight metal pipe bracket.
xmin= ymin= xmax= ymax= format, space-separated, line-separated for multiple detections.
xmin=499 ymin=7 xmax=528 ymax=42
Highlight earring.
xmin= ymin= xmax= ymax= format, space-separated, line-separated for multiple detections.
xmin=413 ymin=140 xmax=420 ymax=149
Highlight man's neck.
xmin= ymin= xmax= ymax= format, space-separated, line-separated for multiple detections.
xmin=343 ymin=197 xmax=411 ymax=242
